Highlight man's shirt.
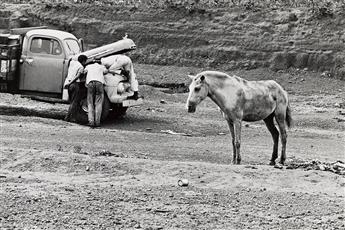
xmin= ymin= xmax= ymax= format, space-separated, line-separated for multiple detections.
xmin=85 ymin=63 xmax=107 ymax=85
xmin=101 ymin=55 xmax=131 ymax=74
xmin=63 ymin=60 xmax=84 ymax=87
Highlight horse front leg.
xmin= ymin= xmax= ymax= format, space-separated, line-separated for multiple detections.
xmin=233 ymin=120 xmax=242 ymax=164
xmin=226 ymin=120 xmax=236 ymax=164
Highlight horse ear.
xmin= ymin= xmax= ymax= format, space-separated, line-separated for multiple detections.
xmin=200 ymin=75 xmax=205 ymax=81
xmin=188 ymin=75 xmax=195 ymax=80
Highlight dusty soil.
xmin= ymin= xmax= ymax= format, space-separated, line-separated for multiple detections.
xmin=0 ymin=65 xmax=345 ymax=229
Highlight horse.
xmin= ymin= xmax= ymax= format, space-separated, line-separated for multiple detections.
xmin=186 ymin=71 xmax=292 ymax=165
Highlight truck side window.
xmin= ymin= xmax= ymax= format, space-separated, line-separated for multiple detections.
xmin=52 ymin=40 xmax=62 ymax=55
xmin=30 ymin=37 xmax=62 ymax=56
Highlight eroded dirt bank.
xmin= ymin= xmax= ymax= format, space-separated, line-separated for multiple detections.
xmin=1 ymin=1 xmax=345 ymax=78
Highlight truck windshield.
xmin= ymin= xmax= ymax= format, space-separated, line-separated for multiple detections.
xmin=64 ymin=39 xmax=81 ymax=55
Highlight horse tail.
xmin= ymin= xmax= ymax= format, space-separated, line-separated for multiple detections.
xmin=285 ymin=103 xmax=293 ymax=128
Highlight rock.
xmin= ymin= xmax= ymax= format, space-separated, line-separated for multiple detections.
xmin=97 ymin=150 xmax=121 ymax=157
xmin=333 ymin=161 xmax=345 ymax=169
xmin=321 ymin=71 xmax=331 ymax=77
xmin=64 ymin=187 xmax=75 ymax=192
xmin=57 ymin=144 xmax=63 ymax=151
xmin=156 ymin=108 xmax=166 ymax=112
xmin=270 ymin=52 xmax=296 ymax=71
xmin=286 ymin=165 xmax=294 ymax=169
xmin=257 ymin=22 xmax=272 ymax=30
xmin=317 ymin=164 xmax=326 ymax=171
xmin=245 ymin=165 xmax=258 ymax=169
xmin=274 ymin=164 xmax=283 ymax=169
xmin=73 ymin=145 xmax=82 ymax=153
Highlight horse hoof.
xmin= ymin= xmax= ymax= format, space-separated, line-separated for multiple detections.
xmin=269 ymin=161 xmax=276 ymax=166
xmin=279 ymin=160 xmax=285 ymax=165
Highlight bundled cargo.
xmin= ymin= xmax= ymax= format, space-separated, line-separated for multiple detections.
xmin=78 ymin=36 xmax=136 ymax=62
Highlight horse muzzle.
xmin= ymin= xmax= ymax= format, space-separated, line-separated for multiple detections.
xmin=188 ymin=104 xmax=196 ymax=113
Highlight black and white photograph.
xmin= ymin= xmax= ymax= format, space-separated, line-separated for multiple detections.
xmin=0 ymin=0 xmax=344 ymax=229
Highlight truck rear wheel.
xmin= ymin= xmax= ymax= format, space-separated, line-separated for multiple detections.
xmin=79 ymin=94 xmax=111 ymax=122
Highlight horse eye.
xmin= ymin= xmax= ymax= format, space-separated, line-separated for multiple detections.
xmin=194 ymin=87 xmax=201 ymax=92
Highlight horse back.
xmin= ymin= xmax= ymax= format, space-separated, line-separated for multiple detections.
xmin=236 ymin=79 xmax=289 ymax=121
xmin=245 ymin=80 xmax=287 ymax=99
xmin=265 ymin=80 xmax=288 ymax=103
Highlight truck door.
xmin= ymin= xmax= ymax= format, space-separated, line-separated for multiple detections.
xmin=20 ymin=36 xmax=65 ymax=93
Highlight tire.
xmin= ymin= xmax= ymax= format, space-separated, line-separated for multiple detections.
xmin=101 ymin=95 xmax=110 ymax=121
xmin=110 ymin=104 xmax=128 ymax=118
xmin=79 ymin=94 xmax=111 ymax=122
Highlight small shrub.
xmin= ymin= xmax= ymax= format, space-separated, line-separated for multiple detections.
xmin=315 ymin=1 xmax=334 ymax=18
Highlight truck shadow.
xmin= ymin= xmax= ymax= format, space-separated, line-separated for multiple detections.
xmin=101 ymin=113 xmax=173 ymax=133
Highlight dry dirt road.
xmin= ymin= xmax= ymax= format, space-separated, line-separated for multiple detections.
xmin=0 ymin=67 xmax=344 ymax=229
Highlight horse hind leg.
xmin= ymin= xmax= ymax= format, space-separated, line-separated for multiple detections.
xmin=264 ymin=113 xmax=279 ymax=165
xmin=275 ymin=113 xmax=287 ymax=165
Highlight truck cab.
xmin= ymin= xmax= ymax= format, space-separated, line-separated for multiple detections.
xmin=0 ymin=27 xmax=82 ymax=97
xmin=18 ymin=29 xmax=81 ymax=95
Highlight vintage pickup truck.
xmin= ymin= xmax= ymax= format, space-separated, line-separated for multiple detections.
xmin=0 ymin=26 xmax=143 ymax=120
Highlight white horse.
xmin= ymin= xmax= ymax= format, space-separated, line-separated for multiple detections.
xmin=186 ymin=71 xmax=292 ymax=165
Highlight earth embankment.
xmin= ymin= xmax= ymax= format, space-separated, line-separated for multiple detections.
xmin=1 ymin=1 xmax=345 ymax=79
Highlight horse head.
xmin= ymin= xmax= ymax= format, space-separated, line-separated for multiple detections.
xmin=186 ymin=74 xmax=209 ymax=113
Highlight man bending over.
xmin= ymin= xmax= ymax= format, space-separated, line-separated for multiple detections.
xmin=63 ymin=54 xmax=87 ymax=123
xmin=84 ymin=62 xmax=108 ymax=127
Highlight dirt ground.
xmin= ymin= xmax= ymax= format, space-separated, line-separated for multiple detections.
xmin=0 ymin=66 xmax=344 ymax=229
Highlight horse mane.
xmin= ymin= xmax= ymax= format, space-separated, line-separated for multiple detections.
xmin=199 ymin=71 xmax=245 ymax=85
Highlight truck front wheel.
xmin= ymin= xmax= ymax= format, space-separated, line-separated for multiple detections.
xmin=110 ymin=104 xmax=128 ymax=118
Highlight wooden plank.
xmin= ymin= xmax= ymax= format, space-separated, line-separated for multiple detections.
xmin=122 ymin=98 xmax=143 ymax=107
